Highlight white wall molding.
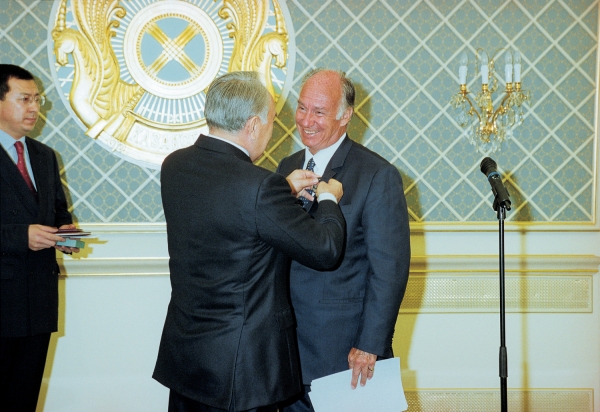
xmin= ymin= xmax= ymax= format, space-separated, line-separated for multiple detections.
xmin=410 ymin=221 xmax=600 ymax=232
xmin=77 ymin=223 xmax=166 ymax=234
xmin=76 ymin=222 xmax=600 ymax=233
xmin=59 ymin=257 xmax=169 ymax=276
xmin=59 ymin=254 xmax=600 ymax=277
xmin=404 ymin=389 xmax=594 ymax=411
xmin=410 ymin=254 xmax=600 ymax=272
xmin=401 ymin=273 xmax=594 ymax=313
xmin=402 ymin=254 xmax=599 ymax=313
xmin=59 ymin=254 xmax=599 ymax=313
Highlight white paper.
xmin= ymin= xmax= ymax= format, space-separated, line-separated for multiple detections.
xmin=308 ymin=357 xmax=408 ymax=412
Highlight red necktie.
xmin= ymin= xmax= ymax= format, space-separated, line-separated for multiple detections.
xmin=14 ymin=141 xmax=36 ymax=194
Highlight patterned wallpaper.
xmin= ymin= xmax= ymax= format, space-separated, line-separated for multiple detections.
xmin=0 ymin=0 xmax=598 ymax=225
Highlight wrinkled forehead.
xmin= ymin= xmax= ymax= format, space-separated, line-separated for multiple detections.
xmin=298 ymin=86 xmax=340 ymax=112
xmin=300 ymin=74 xmax=343 ymax=107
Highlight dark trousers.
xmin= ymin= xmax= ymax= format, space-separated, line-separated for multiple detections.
xmin=0 ymin=333 xmax=51 ymax=412
xmin=169 ymin=390 xmax=278 ymax=412
xmin=280 ymin=385 xmax=314 ymax=412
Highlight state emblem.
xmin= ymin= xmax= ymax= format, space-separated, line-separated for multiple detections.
xmin=49 ymin=0 xmax=295 ymax=168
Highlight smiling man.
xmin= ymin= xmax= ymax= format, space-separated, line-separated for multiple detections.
xmin=277 ymin=68 xmax=411 ymax=412
xmin=0 ymin=64 xmax=78 ymax=411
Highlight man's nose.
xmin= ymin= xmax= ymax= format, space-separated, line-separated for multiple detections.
xmin=27 ymin=100 xmax=41 ymax=110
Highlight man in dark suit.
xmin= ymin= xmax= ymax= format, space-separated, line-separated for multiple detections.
xmin=153 ymin=71 xmax=346 ymax=412
xmin=277 ymin=69 xmax=411 ymax=412
xmin=0 ymin=64 xmax=79 ymax=411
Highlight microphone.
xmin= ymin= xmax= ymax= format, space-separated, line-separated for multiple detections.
xmin=480 ymin=157 xmax=511 ymax=210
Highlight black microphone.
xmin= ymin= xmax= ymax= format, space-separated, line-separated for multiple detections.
xmin=480 ymin=157 xmax=511 ymax=211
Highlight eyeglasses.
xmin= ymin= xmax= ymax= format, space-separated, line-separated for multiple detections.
xmin=16 ymin=95 xmax=46 ymax=106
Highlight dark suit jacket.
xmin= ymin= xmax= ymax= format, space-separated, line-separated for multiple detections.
xmin=1 ymin=137 xmax=72 ymax=337
xmin=277 ymin=136 xmax=411 ymax=384
xmin=153 ymin=135 xmax=345 ymax=411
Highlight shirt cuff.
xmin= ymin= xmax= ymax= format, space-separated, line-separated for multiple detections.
xmin=316 ymin=192 xmax=338 ymax=204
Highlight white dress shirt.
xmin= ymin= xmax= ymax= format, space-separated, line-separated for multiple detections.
xmin=302 ymin=134 xmax=346 ymax=204
xmin=0 ymin=129 xmax=38 ymax=189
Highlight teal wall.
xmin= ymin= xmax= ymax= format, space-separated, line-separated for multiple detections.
xmin=1 ymin=0 xmax=597 ymax=224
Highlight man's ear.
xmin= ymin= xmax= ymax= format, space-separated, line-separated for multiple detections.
xmin=245 ymin=115 xmax=260 ymax=140
xmin=340 ymin=107 xmax=353 ymax=127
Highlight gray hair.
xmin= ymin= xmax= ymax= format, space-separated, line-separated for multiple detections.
xmin=301 ymin=68 xmax=355 ymax=119
xmin=204 ymin=71 xmax=271 ymax=133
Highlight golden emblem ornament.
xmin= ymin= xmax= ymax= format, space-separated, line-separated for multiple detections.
xmin=49 ymin=0 xmax=294 ymax=168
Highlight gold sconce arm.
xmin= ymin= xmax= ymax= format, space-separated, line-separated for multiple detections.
xmin=491 ymin=91 xmax=512 ymax=126
xmin=462 ymin=92 xmax=481 ymax=123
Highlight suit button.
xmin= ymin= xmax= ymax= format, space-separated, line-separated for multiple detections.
xmin=12 ymin=210 xmax=18 ymax=215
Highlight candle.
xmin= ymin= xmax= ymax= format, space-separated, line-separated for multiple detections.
xmin=459 ymin=52 xmax=468 ymax=84
xmin=513 ymin=50 xmax=521 ymax=83
xmin=480 ymin=51 xmax=489 ymax=85
xmin=504 ymin=50 xmax=513 ymax=83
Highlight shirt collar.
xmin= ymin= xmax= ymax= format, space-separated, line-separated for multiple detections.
xmin=303 ymin=133 xmax=346 ymax=175
xmin=0 ymin=129 xmax=25 ymax=153
xmin=206 ymin=133 xmax=250 ymax=157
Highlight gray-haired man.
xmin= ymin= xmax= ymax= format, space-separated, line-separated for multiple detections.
xmin=153 ymin=71 xmax=346 ymax=412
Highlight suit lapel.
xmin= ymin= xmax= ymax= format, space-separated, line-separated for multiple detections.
xmin=26 ymin=137 xmax=47 ymax=219
xmin=322 ymin=136 xmax=353 ymax=180
xmin=306 ymin=136 xmax=354 ymax=212
xmin=0 ymin=141 xmax=39 ymax=216
xmin=293 ymin=151 xmax=305 ymax=170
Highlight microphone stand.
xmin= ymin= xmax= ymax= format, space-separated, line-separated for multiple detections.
xmin=481 ymin=157 xmax=510 ymax=411
xmin=494 ymin=198 xmax=508 ymax=412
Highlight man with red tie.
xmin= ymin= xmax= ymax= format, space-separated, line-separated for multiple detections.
xmin=0 ymin=64 xmax=78 ymax=411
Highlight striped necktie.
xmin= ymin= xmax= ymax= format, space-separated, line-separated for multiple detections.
xmin=298 ymin=157 xmax=316 ymax=209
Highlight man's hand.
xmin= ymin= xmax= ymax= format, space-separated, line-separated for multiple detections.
xmin=286 ymin=169 xmax=320 ymax=199
xmin=28 ymin=224 xmax=60 ymax=251
xmin=54 ymin=224 xmax=80 ymax=255
xmin=348 ymin=347 xmax=377 ymax=389
xmin=316 ymin=178 xmax=343 ymax=202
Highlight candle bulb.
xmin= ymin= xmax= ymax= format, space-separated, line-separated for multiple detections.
xmin=459 ymin=52 xmax=468 ymax=85
xmin=513 ymin=50 xmax=521 ymax=83
xmin=504 ymin=50 xmax=513 ymax=84
xmin=480 ymin=51 xmax=489 ymax=85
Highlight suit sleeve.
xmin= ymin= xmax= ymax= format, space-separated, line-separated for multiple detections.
xmin=354 ymin=164 xmax=411 ymax=355
xmin=256 ymin=172 xmax=345 ymax=270
xmin=50 ymin=150 xmax=73 ymax=228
